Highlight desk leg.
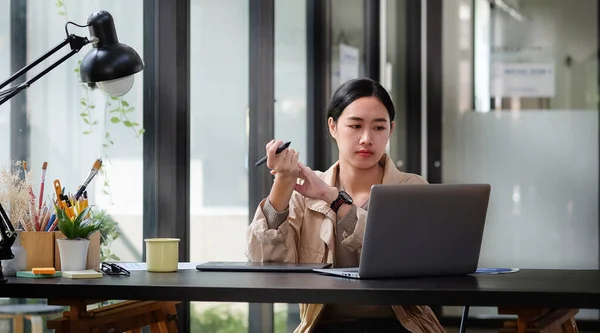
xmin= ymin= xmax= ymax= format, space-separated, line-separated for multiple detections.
xmin=13 ymin=314 xmax=24 ymax=333
xmin=26 ymin=315 xmax=44 ymax=333
xmin=47 ymin=300 xmax=180 ymax=333
xmin=498 ymin=308 xmax=579 ymax=333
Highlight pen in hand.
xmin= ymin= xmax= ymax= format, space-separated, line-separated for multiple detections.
xmin=255 ymin=141 xmax=291 ymax=167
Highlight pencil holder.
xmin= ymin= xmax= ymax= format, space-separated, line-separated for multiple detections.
xmin=19 ymin=231 xmax=56 ymax=270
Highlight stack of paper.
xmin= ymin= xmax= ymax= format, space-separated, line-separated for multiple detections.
xmin=62 ymin=269 xmax=103 ymax=279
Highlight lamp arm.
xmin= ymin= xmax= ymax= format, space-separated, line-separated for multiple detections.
xmin=0 ymin=34 xmax=92 ymax=107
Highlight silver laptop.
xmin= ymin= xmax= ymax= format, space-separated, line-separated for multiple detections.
xmin=314 ymin=183 xmax=490 ymax=279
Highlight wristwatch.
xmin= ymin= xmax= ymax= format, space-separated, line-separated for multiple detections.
xmin=330 ymin=190 xmax=353 ymax=213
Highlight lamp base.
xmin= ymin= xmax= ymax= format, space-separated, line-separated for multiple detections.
xmin=0 ymin=262 xmax=6 ymax=283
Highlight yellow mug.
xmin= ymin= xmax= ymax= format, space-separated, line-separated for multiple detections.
xmin=144 ymin=238 xmax=180 ymax=272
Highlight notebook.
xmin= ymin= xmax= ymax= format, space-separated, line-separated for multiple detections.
xmin=16 ymin=271 xmax=62 ymax=278
xmin=62 ymin=269 xmax=103 ymax=279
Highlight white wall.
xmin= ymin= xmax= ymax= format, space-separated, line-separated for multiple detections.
xmin=443 ymin=0 xmax=599 ymax=320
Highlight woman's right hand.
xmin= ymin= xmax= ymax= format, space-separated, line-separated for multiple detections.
xmin=266 ymin=139 xmax=299 ymax=182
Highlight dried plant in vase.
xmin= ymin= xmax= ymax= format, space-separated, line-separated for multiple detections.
xmin=0 ymin=161 xmax=35 ymax=231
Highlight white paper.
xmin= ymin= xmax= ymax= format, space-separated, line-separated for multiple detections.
xmin=490 ymin=62 xmax=555 ymax=98
xmin=339 ymin=43 xmax=360 ymax=84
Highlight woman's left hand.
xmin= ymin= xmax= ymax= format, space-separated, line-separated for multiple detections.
xmin=294 ymin=162 xmax=338 ymax=203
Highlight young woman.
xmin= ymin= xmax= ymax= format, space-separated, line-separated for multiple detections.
xmin=246 ymin=78 xmax=445 ymax=333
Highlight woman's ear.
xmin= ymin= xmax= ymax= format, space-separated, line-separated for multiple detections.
xmin=328 ymin=117 xmax=337 ymax=139
xmin=389 ymin=121 xmax=395 ymax=137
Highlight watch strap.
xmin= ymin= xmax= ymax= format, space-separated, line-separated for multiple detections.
xmin=331 ymin=196 xmax=345 ymax=213
xmin=330 ymin=191 xmax=352 ymax=213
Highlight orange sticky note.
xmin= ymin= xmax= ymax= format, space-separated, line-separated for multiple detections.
xmin=32 ymin=267 xmax=56 ymax=275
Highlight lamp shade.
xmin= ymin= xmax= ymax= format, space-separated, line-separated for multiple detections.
xmin=79 ymin=11 xmax=143 ymax=95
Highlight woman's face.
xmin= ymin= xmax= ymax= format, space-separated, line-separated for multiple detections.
xmin=328 ymin=96 xmax=394 ymax=170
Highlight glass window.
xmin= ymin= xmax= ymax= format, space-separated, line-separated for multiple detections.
xmin=442 ymin=0 xmax=598 ymax=321
xmin=273 ymin=0 xmax=308 ymax=330
xmin=383 ymin=0 xmax=409 ymax=169
xmin=330 ymin=0 xmax=365 ymax=90
xmin=0 ymin=4 xmax=9 ymax=161
xmin=22 ymin=0 xmax=145 ymax=263
xmin=0 ymin=0 xmax=144 ymax=319
xmin=328 ymin=0 xmax=365 ymax=165
xmin=189 ymin=0 xmax=250 ymax=331
xmin=275 ymin=0 xmax=307 ymax=165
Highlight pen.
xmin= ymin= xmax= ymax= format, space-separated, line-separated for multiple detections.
xmin=53 ymin=180 xmax=65 ymax=209
xmin=255 ymin=141 xmax=291 ymax=167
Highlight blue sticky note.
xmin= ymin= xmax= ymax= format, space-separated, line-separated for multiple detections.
xmin=474 ymin=268 xmax=520 ymax=275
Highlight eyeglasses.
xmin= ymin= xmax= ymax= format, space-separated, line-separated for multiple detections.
xmin=101 ymin=262 xmax=130 ymax=276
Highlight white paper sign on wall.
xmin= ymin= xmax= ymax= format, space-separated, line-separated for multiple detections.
xmin=339 ymin=43 xmax=360 ymax=84
xmin=490 ymin=62 xmax=555 ymax=98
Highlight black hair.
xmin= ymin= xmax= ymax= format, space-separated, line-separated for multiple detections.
xmin=326 ymin=77 xmax=395 ymax=123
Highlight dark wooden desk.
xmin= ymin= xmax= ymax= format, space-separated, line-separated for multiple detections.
xmin=3 ymin=268 xmax=599 ymax=332
xmin=3 ymin=268 xmax=599 ymax=308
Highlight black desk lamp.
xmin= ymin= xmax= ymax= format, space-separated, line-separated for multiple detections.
xmin=0 ymin=10 xmax=144 ymax=105
xmin=0 ymin=10 xmax=143 ymax=282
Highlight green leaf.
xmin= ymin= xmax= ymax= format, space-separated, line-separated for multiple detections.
xmin=80 ymin=113 xmax=88 ymax=117
xmin=58 ymin=11 xmax=66 ymax=16
xmin=78 ymin=220 xmax=102 ymax=239
xmin=127 ymin=107 xmax=135 ymax=113
xmin=54 ymin=205 xmax=104 ymax=240
xmin=90 ymin=105 xmax=95 ymax=109
xmin=92 ymin=120 xmax=98 ymax=125
xmin=55 ymin=207 xmax=73 ymax=238
xmin=121 ymin=100 xmax=129 ymax=107
xmin=102 ymin=144 xmax=108 ymax=148
xmin=58 ymin=220 xmax=73 ymax=238
xmin=109 ymin=108 xmax=120 ymax=113
xmin=123 ymin=121 xmax=139 ymax=127
xmin=110 ymin=117 xmax=120 ymax=124
xmin=74 ymin=68 xmax=80 ymax=73
xmin=83 ymin=131 xmax=91 ymax=135
xmin=83 ymin=118 xmax=90 ymax=124
xmin=138 ymin=128 xmax=145 ymax=135
xmin=73 ymin=207 xmax=92 ymax=227
xmin=111 ymin=96 xmax=119 ymax=101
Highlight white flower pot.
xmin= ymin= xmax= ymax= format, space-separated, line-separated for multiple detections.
xmin=56 ymin=238 xmax=90 ymax=271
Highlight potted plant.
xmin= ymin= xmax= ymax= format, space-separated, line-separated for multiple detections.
xmin=55 ymin=206 xmax=102 ymax=271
